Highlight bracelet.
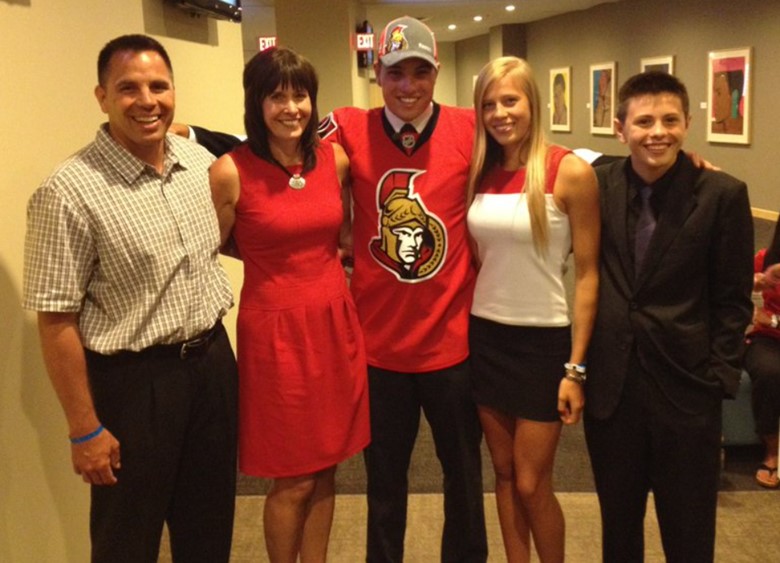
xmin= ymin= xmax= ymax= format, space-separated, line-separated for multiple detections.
xmin=564 ymin=372 xmax=586 ymax=385
xmin=564 ymin=362 xmax=587 ymax=384
xmin=69 ymin=424 xmax=104 ymax=445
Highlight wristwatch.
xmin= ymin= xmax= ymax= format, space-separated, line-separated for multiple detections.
xmin=771 ymin=314 xmax=778 ymax=329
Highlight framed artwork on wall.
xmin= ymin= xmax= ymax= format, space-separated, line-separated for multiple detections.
xmin=550 ymin=67 xmax=571 ymax=132
xmin=590 ymin=62 xmax=615 ymax=135
xmin=707 ymin=47 xmax=751 ymax=144
xmin=641 ymin=55 xmax=674 ymax=74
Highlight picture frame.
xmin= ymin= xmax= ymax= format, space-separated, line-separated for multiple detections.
xmin=549 ymin=67 xmax=571 ymax=132
xmin=641 ymin=55 xmax=674 ymax=75
xmin=590 ymin=62 xmax=615 ymax=135
xmin=707 ymin=47 xmax=751 ymax=144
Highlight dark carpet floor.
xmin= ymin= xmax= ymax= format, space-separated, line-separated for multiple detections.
xmin=237 ymin=417 xmax=764 ymax=495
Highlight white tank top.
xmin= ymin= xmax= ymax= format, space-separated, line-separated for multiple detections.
xmin=468 ymin=148 xmax=572 ymax=326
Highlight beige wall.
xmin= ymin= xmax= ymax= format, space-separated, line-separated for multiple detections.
xmin=527 ymin=0 xmax=780 ymax=213
xmin=275 ymin=0 xmax=367 ymax=115
xmin=449 ymin=0 xmax=780 ymax=213
xmin=0 ymin=1 xmax=244 ymax=561
xmin=455 ymin=35 xmax=491 ymax=108
xmin=432 ymin=41 xmax=458 ymax=108
xmin=238 ymin=2 xmax=276 ymax=63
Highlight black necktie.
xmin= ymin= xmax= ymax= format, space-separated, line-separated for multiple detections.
xmin=634 ymin=185 xmax=656 ymax=275
xmin=399 ymin=123 xmax=419 ymax=156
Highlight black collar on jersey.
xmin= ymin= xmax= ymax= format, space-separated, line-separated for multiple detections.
xmin=382 ymin=102 xmax=441 ymax=157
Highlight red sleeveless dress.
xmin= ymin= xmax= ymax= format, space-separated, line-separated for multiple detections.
xmin=230 ymin=142 xmax=370 ymax=477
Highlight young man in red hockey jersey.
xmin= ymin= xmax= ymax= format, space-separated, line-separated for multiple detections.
xmin=318 ymin=16 xmax=486 ymax=563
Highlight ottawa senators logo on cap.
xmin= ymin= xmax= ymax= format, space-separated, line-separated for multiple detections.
xmin=369 ymin=169 xmax=446 ymax=282
xmin=378 ymin=16 xmax=438 ymax=67
xmin=387 ymin=25 xmax=409 ymax=54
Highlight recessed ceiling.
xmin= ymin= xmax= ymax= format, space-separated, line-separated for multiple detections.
xmin=240 ymin=0 xmax=622 ymax=42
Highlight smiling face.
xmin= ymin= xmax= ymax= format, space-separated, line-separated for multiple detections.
xmin=94 ymin=49 xmax=174 ymax=167
xmin=262 ymin=84 xmax=312 ymax=149
xmin=616 ymin=92 xmax=690 ymax=184
xmin=481 ymin=74 xmax=532 ymax=163
xmin=375 ymin=57 xmax=438 ymax=122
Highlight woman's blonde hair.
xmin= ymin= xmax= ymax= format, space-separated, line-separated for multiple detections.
xmin=467 ymin=56 xmax=549 ymax=253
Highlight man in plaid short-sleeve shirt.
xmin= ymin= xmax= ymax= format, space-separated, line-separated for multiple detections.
xmin=22 ymin=34 xmax=238 ymax=563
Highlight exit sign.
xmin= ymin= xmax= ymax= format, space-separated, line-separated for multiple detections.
xmin=257 ymin=36 xmax=277 ymax=51
xmin=356 ymin=33 xmax=374 ymax=51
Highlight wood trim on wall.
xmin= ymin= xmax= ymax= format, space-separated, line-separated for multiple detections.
xmin=753 ymin=208 xmax=779 ymax=221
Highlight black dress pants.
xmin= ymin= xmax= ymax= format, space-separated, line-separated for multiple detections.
xmin=85 ymin=325 xmax=238 ymax=563
xmin=365 ymin=360 xmax=487 ymax=563
xmin=584 ymin=359 xmax=722 ymax=563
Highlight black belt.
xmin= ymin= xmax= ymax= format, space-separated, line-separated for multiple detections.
xmin=85 ymin=320 xmax=222 ymax=362
xmin=159 ymin=319 xmax=222 ymax=360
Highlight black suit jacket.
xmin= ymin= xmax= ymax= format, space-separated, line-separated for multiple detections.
xmin=586 ymin=154 xmax=754 ymax=418
xmin=191 ymin=126 xmax=241 ymax=158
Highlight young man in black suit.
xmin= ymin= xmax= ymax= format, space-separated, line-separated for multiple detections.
xmin=584 ymin=71 xmax=754 ymax=562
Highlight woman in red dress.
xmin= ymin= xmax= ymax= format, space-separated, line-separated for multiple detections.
xmin=209 ymin=47 xmax=370 ymax=561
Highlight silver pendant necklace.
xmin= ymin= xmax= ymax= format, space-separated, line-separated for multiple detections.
xmin=288 ymin=174 xmax=306 ymax=190
xmin=269 ymin=155 xmax=306 ymax=190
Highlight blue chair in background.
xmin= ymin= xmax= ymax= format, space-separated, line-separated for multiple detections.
xmin=722 ymin=370 xmax=760 ymax=446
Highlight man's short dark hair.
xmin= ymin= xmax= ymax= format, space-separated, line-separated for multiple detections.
xmin=616 ymin=71 xmax=689 ymax=123
xmin=97 ymin=34 xmax=173 ymax=87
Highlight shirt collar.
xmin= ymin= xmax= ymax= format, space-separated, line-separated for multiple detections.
xmin=383 ymin=103 xmax=434 ymax=133
xmin=94 ymin=124 xmax=182 ymax=184
xmin=627 ymin=151 xmax=683 ymax=197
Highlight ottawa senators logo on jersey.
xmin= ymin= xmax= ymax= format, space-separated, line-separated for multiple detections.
xmin=369 ymin=169 xmax=446 ymax=282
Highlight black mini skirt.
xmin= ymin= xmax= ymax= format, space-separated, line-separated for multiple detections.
xmin=468 ymin=314 xmax=572 ymax=422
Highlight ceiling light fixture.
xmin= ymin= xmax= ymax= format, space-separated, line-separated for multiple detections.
xmin=506 ymin=5 xmax=516 ymax=12
xmin=473 ymin=15 xmax=483 ymax=22
xmin=448 ymin=24 xmax=457 ymax=30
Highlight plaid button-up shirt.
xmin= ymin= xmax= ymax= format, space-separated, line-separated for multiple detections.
xmin=23 ymin=125 xmax=233 ymax=353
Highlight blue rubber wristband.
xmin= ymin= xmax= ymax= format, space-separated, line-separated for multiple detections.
xmin=70 ymin=424 xmax=104 ymax=444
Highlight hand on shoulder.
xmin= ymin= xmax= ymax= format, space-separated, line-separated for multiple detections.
xmin=685 ymin=150 xmax=720 ymax=171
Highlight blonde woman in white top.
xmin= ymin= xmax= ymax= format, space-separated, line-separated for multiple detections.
xmin=466 ymin=56 xmax=600 ymax=563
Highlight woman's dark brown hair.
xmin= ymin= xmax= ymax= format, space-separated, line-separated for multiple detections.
xmin=243 ymin=47 xmax=320 ymax=172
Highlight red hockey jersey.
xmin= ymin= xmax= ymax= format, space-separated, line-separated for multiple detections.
xmin=320 ymin=104 xmax=476 ymax=372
